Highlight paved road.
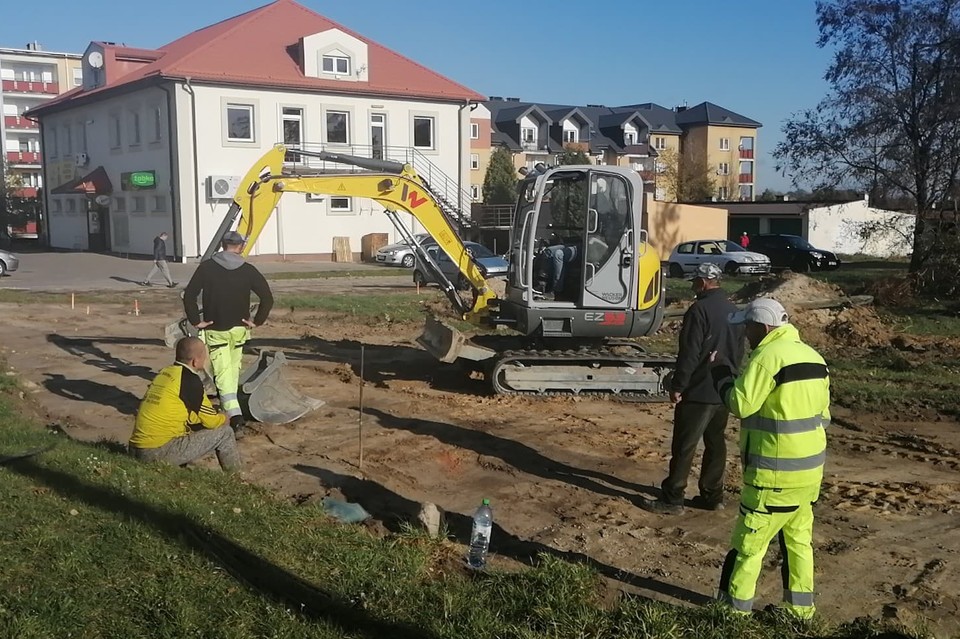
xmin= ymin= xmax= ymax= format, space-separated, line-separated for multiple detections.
xmin=0 ymin=250 xmax=410 ymax=292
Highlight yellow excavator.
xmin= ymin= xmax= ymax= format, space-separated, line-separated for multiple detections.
xmin=183 ymin=144 xmax=674 ymax=416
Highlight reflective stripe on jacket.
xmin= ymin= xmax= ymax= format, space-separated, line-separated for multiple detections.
xmin=718 ymin=323 xmax=830 ymax=489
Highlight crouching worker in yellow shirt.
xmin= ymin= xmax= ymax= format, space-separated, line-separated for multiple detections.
xmin=129 ymin=336 xmax=241 ymax=471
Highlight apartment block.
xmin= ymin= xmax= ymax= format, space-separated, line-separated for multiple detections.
xmin=483 ymin=97 xmax=760 ymax=203
xmin=1 ymin=43 xmax=82 ymax=209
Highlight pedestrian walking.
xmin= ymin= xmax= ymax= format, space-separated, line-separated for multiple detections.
xmin=739 ymin=232 xmax=750 ymax=249
xmin=183 ymin=231 xmax=273 ymax=439
xmin=641 ymin=262 xmax=744 ymax=515
xmin=141 ymin=231 xmax=178 ymax=288
xmin=711 ymin=297 xmax=830 ymax=620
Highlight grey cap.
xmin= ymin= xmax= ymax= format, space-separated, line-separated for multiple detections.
xmin=687 ymin=262 xmax=723 ymax=281
xmin=222 ymin=231 xmax=246 ymax=245
xmin=729 ymin=297 xmax=789 ymax=327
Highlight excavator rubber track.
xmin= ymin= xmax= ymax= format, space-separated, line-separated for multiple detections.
xmin=488 ymin=345 xmax=675 ymax=399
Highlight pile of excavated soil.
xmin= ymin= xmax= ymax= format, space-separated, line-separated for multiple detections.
xmin=733 ymin=272 xmax=891 ymax=351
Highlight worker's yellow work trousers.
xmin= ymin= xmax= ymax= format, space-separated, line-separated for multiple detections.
xmin=717 ymin=484 xmax=820 ymax=620
xmin=202 ymin=327 xmax=249 ymax=419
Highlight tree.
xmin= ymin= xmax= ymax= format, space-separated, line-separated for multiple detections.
xmin=482 ymin=147 xmax=518 ymax=205
xmin=555 ymin=146 xmax=591 ymax=166
xmin=0 ymin=159 xmax=25 ymax=229
xmin=758 ymin=188 xmax=785 ymax=201
xmin=656 ymin=148 xmax=716 ymax=202
xmin=775 ymin=0 xmax=960 ymax=272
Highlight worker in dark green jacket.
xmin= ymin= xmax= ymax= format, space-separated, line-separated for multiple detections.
xmin=710 ymin=297 xmax=830 ymax=620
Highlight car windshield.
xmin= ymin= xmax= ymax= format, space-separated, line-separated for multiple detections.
xmin=467 ymin=243 xmax=495 ymax=258
xmin=721 ymin=240 xmax=748 ymax=253
xmin=785 ymin=235 xmax=814 ymax=250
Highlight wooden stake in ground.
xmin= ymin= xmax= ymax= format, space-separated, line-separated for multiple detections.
xmin=134 ymin=299 xmax=140 ymax=316
xmin=71 ymin=293 xmax=75 ymax=310
xmin=358 ymin=344 xmax=365 ymax=470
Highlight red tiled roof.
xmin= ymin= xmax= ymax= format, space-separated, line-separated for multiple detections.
xmin=32 ymin=0 xmax=482 ymax=115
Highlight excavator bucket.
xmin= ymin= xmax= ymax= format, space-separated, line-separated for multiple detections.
xmin=417 ymin=316 xmax=497 ymax=364
xmin=238 ymin=350 xmax=325 ymax=424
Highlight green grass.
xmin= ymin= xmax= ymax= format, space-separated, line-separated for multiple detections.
xmin=265 ymin=268 xmax=401 ymax=281
xmin=827 ymin=348 xmax=960 ymax=417
xmin=0 ymin=384 xmax=922 ymax=638
xmin=809 ymin=260 xmax=909 ymax=295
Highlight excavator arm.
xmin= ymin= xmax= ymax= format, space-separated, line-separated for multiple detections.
xmin=204 ymin=144 xmax=495 ymax=320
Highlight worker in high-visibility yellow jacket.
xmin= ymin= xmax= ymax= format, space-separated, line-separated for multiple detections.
xmin=709 ymin=297 xmax=830 ymax=620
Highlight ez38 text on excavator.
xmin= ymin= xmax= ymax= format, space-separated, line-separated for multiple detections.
xmin=200 ymin=144 xmax=676 ymax=398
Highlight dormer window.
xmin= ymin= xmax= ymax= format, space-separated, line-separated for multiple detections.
xmin=322 ymin=54 xmax=350 ymax=75
xmin=625 ymin=132 xmax=637 ymax=145
xmin=563 ymin=129 xmax=578 ymax=143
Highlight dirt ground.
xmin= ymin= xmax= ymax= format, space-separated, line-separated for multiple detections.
xmin=3 ymin=281 xmax=960 ymax=632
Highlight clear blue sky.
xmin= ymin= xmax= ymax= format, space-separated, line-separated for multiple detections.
xmin=1 ymin=0 xmax=831 ymax=191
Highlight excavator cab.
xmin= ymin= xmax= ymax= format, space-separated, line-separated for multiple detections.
xmin=495 ymin=165 xmax=663 ymax=340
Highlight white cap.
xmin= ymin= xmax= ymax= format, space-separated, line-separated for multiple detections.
xmin=729 ymin=297 xmax=789 ymax=327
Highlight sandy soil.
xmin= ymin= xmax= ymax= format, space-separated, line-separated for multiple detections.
xmin=2 ymin=284 xmax=959 ymax=632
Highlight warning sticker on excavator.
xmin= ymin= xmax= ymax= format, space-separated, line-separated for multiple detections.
xmin=337 ymin=182 xmax=347 ymax=192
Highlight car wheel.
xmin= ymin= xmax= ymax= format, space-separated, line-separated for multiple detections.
xmin=413 ymin=270 xmax=425 ymax=285
xmin=793 ymin=257 xmax=810 ymax=273
xmin=724 ymin=261 xmax=739 ymax=276
xmin=400 ymin=254 xmax=415 ymax=268
xmin=0 ymin=261 xmax=5 ymax=276
xmin=669 ymin=263 xmax=684 ymax=278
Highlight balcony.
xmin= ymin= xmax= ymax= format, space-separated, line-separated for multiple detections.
xmin=13 ymin=186 xmax=39 ymax=198
xmin=521 ymin=140 xmax=539 ymax=151
xmin=1 ymin=79 xmax=59 ymax=95
xmin=4 ymin=115 xmax=39 ymax=129
xmin=739 ymin=147 xmax=754 ymax=159
xmin=739 ymin=173 xmax=754 ymax=184
xmin=6 ymin=150 xmax=41 ymax=164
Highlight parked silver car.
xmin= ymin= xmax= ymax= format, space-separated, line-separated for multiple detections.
xmin=667 ymin=239 xmax=771 ymax=278
xmin=374 ymin=233 xmax=436 ymax=268
xmin=0 ymin=248 xmax=19 ymax=276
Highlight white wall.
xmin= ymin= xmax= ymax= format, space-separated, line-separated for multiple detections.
xmin=182 ymin=83 xmax=468 ymax=258
xmin=41 ymin=85 xmax=177 ymax=255
xmin=808 ymin=200 xmax=915 ymax=257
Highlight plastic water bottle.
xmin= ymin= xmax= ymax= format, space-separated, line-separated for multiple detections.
xmin=467 ymin=498 xmax=493 ymax=569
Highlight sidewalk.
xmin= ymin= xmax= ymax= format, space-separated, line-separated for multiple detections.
xmin=0 ymin=251 xmax=398 ymax=292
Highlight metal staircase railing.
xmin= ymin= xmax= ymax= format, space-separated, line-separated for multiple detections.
xmin=289 ymin=142 xmax=473 ymax=231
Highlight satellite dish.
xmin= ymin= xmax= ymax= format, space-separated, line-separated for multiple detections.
xmin=95 ymin=195 xmax=111 ymax=206
xmin=87 ymin=51 xmax=104 ymax=69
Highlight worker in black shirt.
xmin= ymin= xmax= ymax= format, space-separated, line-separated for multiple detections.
xmin=183 ymin=231 xmax=273 ymax=438
xmin=642 ymin=262 xmax=745 ymax=514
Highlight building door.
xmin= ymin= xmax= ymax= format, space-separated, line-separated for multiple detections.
xmin=87 ymin=201 xmax=111 ymax=252
xmin=370 ymin=113 xmax=386 ymax=160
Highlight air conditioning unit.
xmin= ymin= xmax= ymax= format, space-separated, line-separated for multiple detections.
xmin=207 ymin=175 xmax=241 ymax=200
xmin=75 ymin=152 xmax=89 ymax=167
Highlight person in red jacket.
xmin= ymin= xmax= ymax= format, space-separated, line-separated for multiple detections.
xmin=739 ymin=232 xmax=751 ymax=249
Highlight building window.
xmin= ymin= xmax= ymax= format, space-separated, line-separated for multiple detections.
xmin=321 ymin=54 xmax=350 ymax=75
xmin=739 ymin=161 xmax=753 ymax=177
xmin=470 ymin=185 xmax=480 ymax=200
xmin=470 ymin=122 xmax=479 ymax=139
xmin=52 ymin=199 xmax=62 ymax=213
xmin=73 ymin=68 xmax=83 ymax=86
xmin=79 ymin=122 xmax=87 ymax=153
xmin=717 ymin=186 xmax=729 ymax=200
xmin=740 ymin=136 xmax=754 ymax=151
xmin=151 ymin=106 xmax=162 ymax=143
xmin=413 ymin=115 xmax=434 ymax=149
xmin=66 ymin=199 xmax=76 ymax=213
xmin=521 ymin=127 xmax=536 ymax=144
xmin=48 ymin=128 xmax=58 ymax=157
xmin=470 ymin=153 xmax=479 ymax=170
xmin=282 ymin=107 xmax=304 ymax=160
xmin=325 ymin=110 xmax=349 ymax=144
xmin=718 ymin=162 xmax=730 ymax=176
xmin=63 ymin=124 xmax=72 ymax=155
xmin=128 ymin=111 xmax=141 ymax=146
xmin=739 ymin=185 xmax=754 ymax=201
xmin=563 ymin=129 xmax=578 ymax=143
xmin=654 ymin=136 xmax=666 ymax=150
xmin=152 ymin=195 xmax=167 ymax=212
xmin=226 ymin=104 xmax=255 ymax=142
xmin=624 ymin=132 xmax=637 ymax=145
xmin=114 ymin=196 xmax=126 ymax=212
xmin=110 ymin=114 xmax=122 ymax=148
xmin=132 ymin=196 xmax=146 ymax=213
xmin=329 ymin=196 xmax=352 ymax=213
xmin=719 ymin=138 xmax=730 ymax=151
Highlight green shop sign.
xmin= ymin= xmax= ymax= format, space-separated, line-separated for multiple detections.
xmin=121 ymin=170 xmax=157 ymax=190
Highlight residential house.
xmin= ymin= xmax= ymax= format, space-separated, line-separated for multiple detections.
xmin=28 ymin=0 xmax=483 ymax=259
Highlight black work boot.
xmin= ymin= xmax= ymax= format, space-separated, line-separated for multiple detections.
xmin=639 ymin=497 xmax=684 ymax=515
xmin=230 ymin=415 xmax=249 ymax=440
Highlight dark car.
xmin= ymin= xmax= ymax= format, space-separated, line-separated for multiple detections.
xmin=413 ymin=242 xmax=508 ymax=289
xmin=749 ymin=234 xmax=841 ymax=272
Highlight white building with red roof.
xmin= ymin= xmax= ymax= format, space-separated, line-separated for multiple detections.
xmin=28 ymin=0 xmax=484 ymax=259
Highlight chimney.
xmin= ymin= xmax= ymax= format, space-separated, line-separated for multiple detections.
xmin=586 ymin=104 xmax=605 ymax=108
xmin=506 ymin=97 xmax=520 ymax=102
xmin=25 ymin=41 xmax=42 ymax=51
xmin=675 ymin=104 xmax=688 ymax=113
xmin=489 ymin=96 xmax=503 ymax=101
